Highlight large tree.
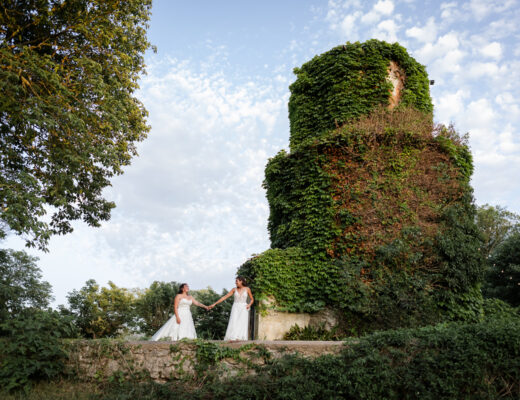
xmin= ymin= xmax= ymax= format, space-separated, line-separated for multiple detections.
xmin=0 ymin=0 xmax=153 ymax=249
xmin=475 ymin=204 xmax=520 ymax=259
xmin=0 ymin=248 xmax=52 ymax=324
xmin=64 ymin=279 xmax=135 ymax=338
xmin=134 ymin=280 xmax=180 ymax=335
xmin=484 ymin=233 xmax=520 ymax=306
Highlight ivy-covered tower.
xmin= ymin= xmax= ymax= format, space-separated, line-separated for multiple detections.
xmin=239 ymin=40 xmax=483 ymax=339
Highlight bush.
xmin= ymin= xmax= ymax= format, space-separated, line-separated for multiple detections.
xmin=64 ymin=279 xmax=136 ymax=338
xmin=133 ymin=281 xmax=180 ymax=336
xmin=0 ymin=249 xmax=53 ymax=326
xmin=288 ymin=40 xmax=433 ymax=149
xmin=245 ymin=105 xmax=484 ymax=332
xmin=482 ymin=298 xmax=520 ymax=321
xmin=191 ymin=288 xmax=232 ymax=339
xmin=283 ymin=323 xmax=342 ymax=341
xmin=0 ymin=309 xmax=78 ymax=392
xmin=90 ymin=319 xmax=520 ymax=400
xmin=484 ymin=232 xmax=520 ymax=306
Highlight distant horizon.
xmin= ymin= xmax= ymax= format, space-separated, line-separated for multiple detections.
xmin=4 ymin=0 xmax=520 ymax=307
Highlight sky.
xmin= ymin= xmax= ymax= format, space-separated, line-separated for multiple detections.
xmin=4 ymin=0 xmax=520 ymax=306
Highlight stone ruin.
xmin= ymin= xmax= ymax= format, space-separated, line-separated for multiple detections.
xmin=239 ymin=40 xmax=482 ymax=339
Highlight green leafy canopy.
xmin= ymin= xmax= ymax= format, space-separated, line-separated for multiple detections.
xmin=0 ymin=0 xmax=153 ymax=249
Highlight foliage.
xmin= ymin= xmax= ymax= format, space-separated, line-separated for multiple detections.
xmin=67 ymin=319 xmax=520 ymax=400
xmin=288 ymin=39 xmax=433 ymax=150
xmin=238 ymin=248 xmax=332 ymax=313
xmin=190 ymin=340 xmax=261 ymax=377
xmin=133 ymin=281 xmax=180 ymax=336
xmin=484 ymin=232 xmax=520 ymax=306
xmin=0 ymin=248 xmax=52 ymax=326
xmin=482 ymin=298 xmax=520 ymax=321
xmin=64 ymin=279 xmax=136 ymax=338
xmin=191 ymin=288 xmax=232 ymax=340
xmin=242 ymin=39 xmax=484 ymax=331
xmin=0 ymin=309 xmax=77 ymax=393
xmin=476 ymin=204 xmax=520 ymax=259
xmin=133 ymin=282 xmax=232 ymax=339
xmin=243 ymin=104 xmax=484 ymax=329
xmin=283 ymin=323 xmax=342 ymax=341
xmin=433 ymin=200 xmax=485 ymax=321
xmin=0 ymin=0 xmax=153 ymax=249
xmin=1 ymin=380 xmax=96 ymax=400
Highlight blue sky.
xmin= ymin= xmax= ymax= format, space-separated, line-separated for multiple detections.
xmin=5 ymin=0 xmax=520 ymax=306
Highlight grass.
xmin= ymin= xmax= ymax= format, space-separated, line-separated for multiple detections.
xmin=2 ymin=379 xmax=101 ymax=400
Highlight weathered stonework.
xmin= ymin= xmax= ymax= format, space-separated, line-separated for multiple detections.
xmin=255 ymin=301 xmax=339 ymax=340
xmin=387 ymin=61 xmax=405 ymax=109
xmin=65 ymin=339 xmax=344 ymax=383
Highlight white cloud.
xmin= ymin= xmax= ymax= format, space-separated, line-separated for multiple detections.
xmin=466 ymin=61 xmax=500 ymax=78
xmin=469 ymin=0 xmax=493 ymax=20
xmin=497 ymin=126 xmax=520 ymax=154
xmin=340 ymin=11 xmax=362 ymax=37
xmin=374 ymin=0 xmax=395 ymax=15
xmin=361 ymin=10 xmax=382 ymax=24
xmin=479 ymin=42 xmax=502 ymax=59
xmin=416 ymin=32 xmax=461 ymax=63
xmin=8 ymin=0 xmax=520 ymax=307
xmin=406 ymin=17 xmax=438 ymax=43
xmin=372 ymin=19 xmax=400 ymax=42
xmin=360 ymin=0 xmax=395 ymax=24
xmin=440 ymin=2 xmax=460 ymax=21
xmin=468 ymin=0 xmax=517 ymax=21
xmin=464 ymin=98 xmax=496 ymax=132
xmin=434 ymin=89 xmax=469 ymax=124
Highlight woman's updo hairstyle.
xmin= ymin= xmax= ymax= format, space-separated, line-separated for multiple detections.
xmin=236 ymin=276 xmax=247 ymax=287
xmin=178 ymin=283 xmax=188 ymax=294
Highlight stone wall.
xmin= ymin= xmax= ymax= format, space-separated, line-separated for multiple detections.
xmin=65 ymin=339 xmax=344 ymax=383
xmin=254 ymin=305 xmax=339 ymax=340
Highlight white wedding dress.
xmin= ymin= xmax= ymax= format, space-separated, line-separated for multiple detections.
xmin=150 ymin=298 xmax=197 ymax=341
xmin=224 ymin=289 xmax=250 ymax=340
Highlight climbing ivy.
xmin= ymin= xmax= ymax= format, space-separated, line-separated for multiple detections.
xmin=239 ymin=40 xmax=484 ymax=332
xmin=288 ymin=40 xmax=433 ymax=150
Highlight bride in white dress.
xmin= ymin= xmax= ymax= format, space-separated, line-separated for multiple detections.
xmin=210 ymin=277 xmax=254 ymax=341
xmin=150 ymin=283 xmax=209 ymax=341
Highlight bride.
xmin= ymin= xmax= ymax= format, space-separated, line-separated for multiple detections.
xmin=150 ymin=283 xmax=208 ymax=341
xmin=210 ymin=277 xmax=254 ymax=340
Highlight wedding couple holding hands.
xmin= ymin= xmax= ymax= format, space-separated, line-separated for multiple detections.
xmin=150 ymin=277 xmax=254 ymax=341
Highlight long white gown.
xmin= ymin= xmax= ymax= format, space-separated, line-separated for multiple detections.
xmin=150 ymin=298 xmax=197 ymax=341
xmin=224 ymin=289 xmax=250 ymax=340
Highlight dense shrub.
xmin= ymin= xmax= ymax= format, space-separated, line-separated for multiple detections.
xmin=484 ymin=232 xmax=520 ymax=306
xmin=283 ymin=323 xmax=342 ymax=341
xmin=0 ymin=310 xmax=77 ymax=392
xmin=482 ymin=298 xmax=520 ymax=321
xmin=134 ymin=282 xmax=231 ymax=339
xmin=63 ymin=279 xmax=136 ymax=338
xmin=0 ymin=249 xmax=53 ymax=326
xmin=133 ymin=281 xmax=180 ymax=336
xmin=240 ymin=107 xmax=484 ymax=330
xmin=91 ymin=319 xmax=520 ymax=400
xmin=288 ymin=40 xmax=433 ymax=149
xmin=475 ymin=204 xmax=520 ymax=259
xmin=191 ymin=288 xmax=232 ymax=339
